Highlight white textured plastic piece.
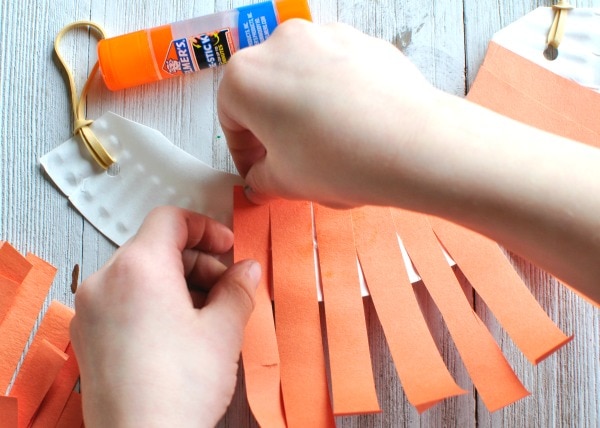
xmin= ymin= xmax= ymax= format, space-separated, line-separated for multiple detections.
xmin=40 ymin=112 xmax=244 ymax=246
xmin=492 ymin=7 xmax=600 ymax=93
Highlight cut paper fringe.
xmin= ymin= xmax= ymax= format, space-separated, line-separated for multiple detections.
xmin=0 ymin=242 xmax=81 ymax=428
xmin=234 ymin=195 xmax=572 ymax=425
xmin=235 ymin=28 xmax=600 ymax=424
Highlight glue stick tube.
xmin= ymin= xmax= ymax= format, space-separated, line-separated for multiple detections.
xmin=98 ymin=0 xmax=311 ymax=91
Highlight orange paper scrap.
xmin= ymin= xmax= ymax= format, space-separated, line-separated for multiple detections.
xmin=9 ymin=339 xmax=68 ymax=427
xmin=0 ymin=253 xmax=57 ymax=392
xmin=429 ymin=217 xmax=573 ymax=363
xmin=30 ymin=344 xmax=80 ymax=428
xmin=0 ymin=275 xmax=20 ymax=327
xmin=351 ymin=207 xmax=466 ymax=412
xmin=0 ymin=396 xmax=18 ymax=428
xmin=0 ymin=242 xmax=32 ymax=326
xmin=313 ymin=205 xmax=380 ymax=415
xmin=55 ymin=391 xmax=83 ymax=428
xmin=0 ymin=241 xmax=32 ymax=284
xmin=270 ymin=200 xmax=335 ymax=428
xmin=391 ymin=209 xmax=530 ymax=411
xmin=33 ymin=300 xmax=73 ymax=353
xmin=233 ymin=187 xmax=286 ymax=428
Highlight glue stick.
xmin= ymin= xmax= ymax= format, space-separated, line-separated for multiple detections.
xmin=97 ymin=0 xmax=311 ymax=91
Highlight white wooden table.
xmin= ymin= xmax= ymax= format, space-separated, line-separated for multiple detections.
xmin=1 ymin=0 xmax=598 ymax=426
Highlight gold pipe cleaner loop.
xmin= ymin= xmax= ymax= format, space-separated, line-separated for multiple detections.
xmin=54 ymin=21 xmax=115 ymax=170
xmin=547 ymin=0 xmax=574 ymax=49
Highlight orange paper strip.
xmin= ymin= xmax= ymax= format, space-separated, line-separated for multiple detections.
xmin=0 ymin=241 xmax=33 ymax=284
xmin=0 ymin=243 xmax=32 ymax=326
xmin=469 ymin=42 xmax=600 ymax=147
xmin=313 ymin=205 xmax=380 ymax=415
xmin=0 ymin=254 xmax=57 ymax=392
xmin=233 ymin=187 xmax=286 ymax=428
xmin=30 ymin=344 xmax=80 ymax=428
xmin=55 ymin=391 xmax=83 ymax=428
xmin=391 ymin=209 xmax=529 ymax=411
xmin=351 ymin=207 xmax=466 ymax=412
xmin=34 ymin=300 xmax=73 ymax=353
xmin=0 ymin=276 xmax=20 ymax=327
xmin=0 ymin=396 xmax=18 ymax=428
xmin=9 ymin=339 xmax=68 ymax=427
xmin=429 ymin=216 xmax=573 ymax=363
xmin=270 ymin=200 xmax=335 ymax=428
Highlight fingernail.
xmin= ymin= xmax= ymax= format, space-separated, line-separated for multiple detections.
xmin=246 ymin=261 xmax=262 ymax=290
xmin=244 ymin=185 xmax=269 ymax=205
xmin=244 ymin=185 xmax=258 ymax=203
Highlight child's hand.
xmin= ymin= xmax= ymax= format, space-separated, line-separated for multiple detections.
xmin=70 ymin=207 xmax=260 ymax=427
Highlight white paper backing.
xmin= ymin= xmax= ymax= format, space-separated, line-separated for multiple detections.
xmin=40 ymin=112 xmax=244 ymax=246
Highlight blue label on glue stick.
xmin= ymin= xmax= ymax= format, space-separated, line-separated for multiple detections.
xmin=237 ymin=1 xmax=278 ymax=49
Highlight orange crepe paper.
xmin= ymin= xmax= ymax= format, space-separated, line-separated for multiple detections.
xmin=233 ymin=187 xmax=286 ymax=428
xmin=9 ymin=339 xmax=68 ymax=427
xmin=351 ymin=207 xmax=466 ymax=412
xmin=429 ymin=217 xmax=573 ymax=364
xmin=468 ymin=42 xmax=600 ymax=148
xmin=0 ymin=253 xmax=57 ymax=392
xmin=33 ymin=301 xmax=73 ymax=352
xmin=0 ymin=396 xmax=18 ymax=428
xmin=30 ymin=344 xmax=80 ymax=428
xmin=0 ymin=276 xmax=20 ymax=327
xmin=0 ymin=242 xmax=32 ymax=326
xmin=313 ymin=205 xmax=380 ymax=415
xmin=391 ymin=209 xmax=530 ymax=411
xmin=0 ymin=241 xmax=33 ymax=284
xmin=270 ymin=200 xmax=335 ymax=427
xmin=55 ymin=391 xmax=83 ymax=428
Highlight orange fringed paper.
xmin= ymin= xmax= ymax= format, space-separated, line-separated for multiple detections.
xmin=10 ymin=339 xmax=68 ymax=427
xmin=429 ymin=217 xmax=573 ymax=363
xmin=0 ymin=252 xmax=56 ymax=392
xmin=313 ymin=205 xmax=379 ymax=415
xmin=351 ymin=207 xmax=465 ymax=412
xmin=31 ymin=345 xmax=80 ymax=428
xmin=0 ymin=242 xmax=31 ymax=325
xmin=390 ymin=209 xmax=530 ymax=411
xmin=233 ymin=188 xmax=287 ymax=428
xmin=0 ymin=243 xmax=81 ymax=427
xmin=233 ymin=190 xmax=571 ymax=424
xmin=270 ymin=200 xmax=335 ymax=428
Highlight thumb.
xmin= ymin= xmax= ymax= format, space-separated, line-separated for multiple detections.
xmin=201 ymin=260 xmax=261 ymax=335
xmin=244 ymin=160 xmax=279 ymax=205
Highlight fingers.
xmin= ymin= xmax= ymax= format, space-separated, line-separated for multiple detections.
xmin=222 ymin=127 xmax=266 ymax=178
xmin=200 ymin=260 xmax=261 ymax=335
xmin=182 ymin=250 xmax=227 ymax=291
xmin=218 ymin=66 xmax=268 ymax=180
xmin=130 ymin=206 xmax=234 ymax=255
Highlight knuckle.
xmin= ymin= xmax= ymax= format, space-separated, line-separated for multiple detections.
xmin=276 ymin=18 xmax=310 ymax=36
xmin=146 ymin=205 xmax=178 ymax=222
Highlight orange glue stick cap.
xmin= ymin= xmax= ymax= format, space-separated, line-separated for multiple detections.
xmin=98 ymin=25 xmax=172 ymax=91
xmin=275 ymin=0 xmax=312 ymax=22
